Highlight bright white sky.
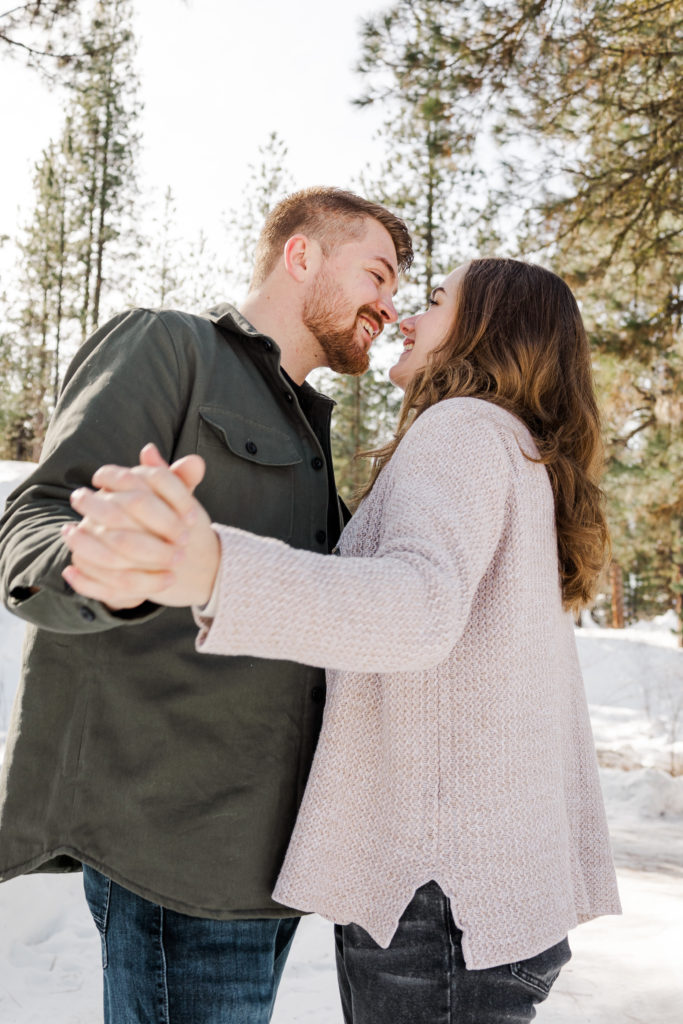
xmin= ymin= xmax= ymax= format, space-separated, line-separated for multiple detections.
xmin=0 ymin=0 xmax=389 ymax=260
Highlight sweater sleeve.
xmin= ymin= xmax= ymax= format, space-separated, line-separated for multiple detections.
xmin=195 ymin=401 xmax=514 ymax=672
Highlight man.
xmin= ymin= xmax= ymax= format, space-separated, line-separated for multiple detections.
xmin=0 ymin=186 xmax=412 ymax=1023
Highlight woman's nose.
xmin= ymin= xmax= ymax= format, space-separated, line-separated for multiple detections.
xmin=400 ymin=315 xmax=416 ymax=336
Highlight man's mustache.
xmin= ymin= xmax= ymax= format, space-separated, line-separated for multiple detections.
xmin=357 ymin=306 xmax=384 ymax=338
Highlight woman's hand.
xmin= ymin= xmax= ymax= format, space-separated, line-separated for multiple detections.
xmin=61 ymin=443 xmax=221 ymax=609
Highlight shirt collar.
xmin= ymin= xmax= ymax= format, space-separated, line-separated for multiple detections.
xmin=203 ymin=303 xmax=334 ymax=409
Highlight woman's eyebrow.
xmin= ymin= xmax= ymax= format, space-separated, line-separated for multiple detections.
xmin=430 ymin=286 xmax=447 ymax=300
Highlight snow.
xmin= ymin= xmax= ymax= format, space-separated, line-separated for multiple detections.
xmin=1 ymin=460 xmax=682 ymax=1022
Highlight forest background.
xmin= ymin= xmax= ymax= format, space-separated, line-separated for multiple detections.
xmin=1 ymin=0 xmax=681 ymax=640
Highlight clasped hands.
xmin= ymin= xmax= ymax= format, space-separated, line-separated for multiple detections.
xmin=61 ymin=443 xmax=221 ymax=611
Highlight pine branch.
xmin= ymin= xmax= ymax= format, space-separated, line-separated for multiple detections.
xmin=0 ymin=28 xmax=78 ymax=58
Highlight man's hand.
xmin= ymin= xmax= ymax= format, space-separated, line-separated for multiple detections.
xmin=61 ymin=444 xmax=221 ymax=609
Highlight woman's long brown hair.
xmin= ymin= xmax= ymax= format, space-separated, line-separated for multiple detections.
xmin=359 ymin=258 xmax=610 ymax=611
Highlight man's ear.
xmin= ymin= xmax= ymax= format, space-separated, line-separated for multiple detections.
xmin=283 ymin=234 xmax=322 ymax=283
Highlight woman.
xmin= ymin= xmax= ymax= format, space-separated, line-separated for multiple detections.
xmin=64 ymin=258 xmax=622 ymax=1023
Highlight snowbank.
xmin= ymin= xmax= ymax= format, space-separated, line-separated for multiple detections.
xmin=576 ymin=616 xmax=683 ymax=774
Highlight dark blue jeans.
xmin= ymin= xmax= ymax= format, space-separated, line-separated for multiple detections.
xmin=335 ymin=881 xmax=571 ymax=1024
xmin=82 ymin=865 xmax=298 ymax=1024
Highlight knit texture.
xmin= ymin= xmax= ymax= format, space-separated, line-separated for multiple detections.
xmin=195 ymin=397 xmax=621 ymax=969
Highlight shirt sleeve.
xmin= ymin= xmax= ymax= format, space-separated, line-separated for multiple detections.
xmin=194 ymin=401 xmax=515 ymax=672
xmin=0 ymin=309 xmax=188 ymax=634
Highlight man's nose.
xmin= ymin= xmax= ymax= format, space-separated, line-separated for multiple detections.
xmin=378 ymin=293 xmax=398 ymax=324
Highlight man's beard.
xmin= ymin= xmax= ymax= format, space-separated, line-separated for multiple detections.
xmin=302 ymin=268 xmax=379 ymax=375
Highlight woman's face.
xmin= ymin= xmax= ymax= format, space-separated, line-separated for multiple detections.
xmin=389 ymin=263 xmax=469 ymax=391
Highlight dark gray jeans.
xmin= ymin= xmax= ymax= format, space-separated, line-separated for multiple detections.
xmin=335 ymin=882 xmax=571 ymax=1024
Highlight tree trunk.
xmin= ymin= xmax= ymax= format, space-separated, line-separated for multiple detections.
xmin=425 ymin=133 xmax=435 ymax=296
xmin=80 ymin=164 xmax=97 ymax=342
xmin=54 ymin=175 xmax=67 ymax=403
xmin=93 ymin=85 xmax=114 ymax=332
xmin=675 ymin=563 xmax=683 ymax=649
xmin=610 ymin=562 xmax=625 ymax=629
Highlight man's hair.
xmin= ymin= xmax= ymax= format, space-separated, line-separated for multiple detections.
xmin=250 ymin=186 xmax=413 ymax=288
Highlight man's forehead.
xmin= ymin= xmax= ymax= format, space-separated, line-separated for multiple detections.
xmin=363 ymin=219 xmax=398 ymax=255
xmin=334 ymin=220 xmax=399 ymax=285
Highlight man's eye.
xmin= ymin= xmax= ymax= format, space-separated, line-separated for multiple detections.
xmin=372 ymin=271 xmax=385 ymax=284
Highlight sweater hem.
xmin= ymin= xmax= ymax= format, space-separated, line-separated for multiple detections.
xmin=273 ymin=880 xmax=623 ymax=969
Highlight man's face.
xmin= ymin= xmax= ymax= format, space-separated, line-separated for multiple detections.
xmin=302 ymin=219 xmax=399 ymax=375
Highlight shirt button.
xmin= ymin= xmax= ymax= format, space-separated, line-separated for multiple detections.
xmin=245 ymin=440 xmax=258 ymax=455
xmin=311 ymin=457 xmax=323 ymax=470
xmin=316 ymin=530 xmax=326 ymax=545
xmin=284 ymin=392 xmax=294 ymax=403
xmin=263 ymin=339 xmax=273 ymax=351
xmin=79 ymin=606 xmax=96 ymax=622
xmin=311 ymin=686 xmax=326 ymax=704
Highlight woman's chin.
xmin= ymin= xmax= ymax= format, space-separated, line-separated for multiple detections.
xmin=388 ymin=363 xmax=408 ymax=391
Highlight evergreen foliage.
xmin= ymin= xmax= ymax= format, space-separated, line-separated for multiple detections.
xmin=325 ymin=365 xmax=403 ymax=506
xmin=353 ymin=0 xmax=682 ymax=636
xmin=137 ymin=188 xmax=226 ymax=314
xmin=0 ymin=0 xmax=82 ymax=72
xmin=2 ymin=0 xmax=679 ymax=639
xmin=327 ymin=0 xmax=483 ymax=504
xmin=354 ymin=0 xmax=485 ymax=303
xmin=223 ymin=132 xmax=294 ymax=300
xmin=7 ymin=132 xmax=75 ymax=458
xmin=143 ymin=186 xmax=185 ymax=308
xmin=0 ymin=0 xmax=141 ymax=459
xmin=68 ymin=0 xmax=141 ymax=339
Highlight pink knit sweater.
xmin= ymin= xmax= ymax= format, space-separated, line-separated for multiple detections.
xmin=195 ymin=397 xmax=621 ymax=969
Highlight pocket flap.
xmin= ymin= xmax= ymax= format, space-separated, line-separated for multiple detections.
xmin=199 ymin=407 xmax=303 ymax=467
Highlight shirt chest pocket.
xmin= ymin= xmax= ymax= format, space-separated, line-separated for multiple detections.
xmin=196 ymin=406 xmax=303 ymax=542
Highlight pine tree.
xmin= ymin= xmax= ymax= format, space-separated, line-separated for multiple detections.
xmin=182 ymin=229 xmax=225 ymax=312
xmin=327 ymin=365 xmax=403 ymax=505
xmin=355 ymin=0 xmax=487 ymax=302
xmin=1 ymin=130 xmax=77 ymax=459
xmin=1 ymin=0 xmax=142 ymax=460
xmin=322 ymin=0 xmax=489 ymax=504
xmin=68 ymin=0 xmax=141 ymax=338
xmin=350 ymin=0 xmax=683 ymax=628
xmin=138 ymin=186 xmax=186 ymax=308
xmin=508 ymin=0 xmax=683 ymax=628
xmin=223 ymin=131 xmax=294 ymax=300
